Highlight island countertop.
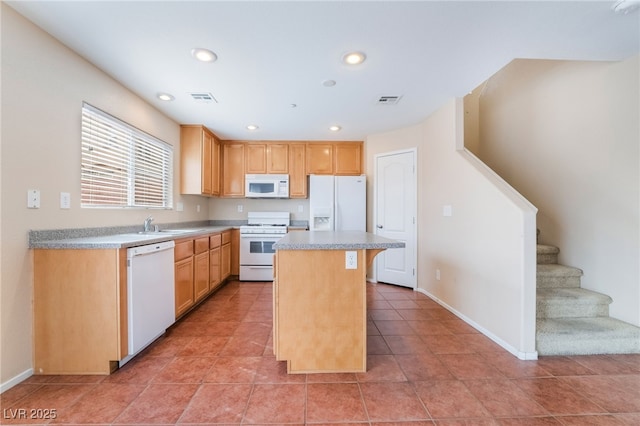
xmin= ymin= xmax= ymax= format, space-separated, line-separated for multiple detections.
xmin=273 ymin=230 xmax=405 ymax=250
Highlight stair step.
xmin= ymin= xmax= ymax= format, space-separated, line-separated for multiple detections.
xmin=537 ymin=288 xmax=612 ymax=319
xmin=536 ymin=317 xmax=640 ymax=356
xmin=537 ymin=244 xmax=559 ymax=265
xmin=537 ymin=264 xmax=583 ymax=288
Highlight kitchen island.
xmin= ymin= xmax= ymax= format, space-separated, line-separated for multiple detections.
xmin=272 ymin=231 xmax=404 ymax=374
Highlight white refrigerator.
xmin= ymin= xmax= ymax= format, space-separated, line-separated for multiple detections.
xmin=309 ymin=174 xmax=366 ymax=231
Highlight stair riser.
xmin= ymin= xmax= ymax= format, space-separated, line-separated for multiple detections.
xmin=536 ymin=337 xmax=640 ymax=356
xmin=537 ymin=302 xmax=609 ymax=319
xmin=537 ymin=276 xmax=581 ymax=289
xmin=537 ymin=253 xmax=558 ymax=265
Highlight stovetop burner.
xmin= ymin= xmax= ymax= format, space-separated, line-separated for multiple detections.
xmin=240 ymin=211 xmax=290 ymax=234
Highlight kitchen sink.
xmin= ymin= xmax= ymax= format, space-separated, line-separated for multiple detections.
xmin=137 ymin=228 xmax=204 ymax=235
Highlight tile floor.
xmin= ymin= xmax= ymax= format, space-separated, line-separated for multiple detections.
xmin=2 ymin=280 xmax=640 ymax=425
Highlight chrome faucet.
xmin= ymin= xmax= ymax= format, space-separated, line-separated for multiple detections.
xmin=143 ymin=216 xmax=154 ymax=232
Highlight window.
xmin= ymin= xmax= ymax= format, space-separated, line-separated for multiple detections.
xmin=81 ymin=103 xmax=173 ymax=208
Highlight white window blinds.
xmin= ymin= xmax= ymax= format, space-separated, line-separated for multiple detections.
xmin=81 ymin=103 xmax=173 ymax=208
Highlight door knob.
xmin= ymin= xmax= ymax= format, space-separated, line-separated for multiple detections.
xmin=376 ymin=224 xmax=383 ymax=229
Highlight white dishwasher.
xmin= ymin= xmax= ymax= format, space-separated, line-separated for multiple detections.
xmin=120 ymin=240 xmax=175 ymax=367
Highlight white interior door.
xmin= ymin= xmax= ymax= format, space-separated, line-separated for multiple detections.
xmin=375 ymin=150 xmax=416 ymax=288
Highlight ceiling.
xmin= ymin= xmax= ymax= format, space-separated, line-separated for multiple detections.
xmin=6 ymin=1 xmax=640 ymax=141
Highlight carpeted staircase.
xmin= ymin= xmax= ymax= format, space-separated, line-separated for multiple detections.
xmin=536 ymin=244 xmax=640 ymax=355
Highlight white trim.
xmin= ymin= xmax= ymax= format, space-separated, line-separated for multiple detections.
xmin=415 ymin=287 xmax=539 ymax=361
xmin=372 ymin=147 xmax=418 ymax=289
xmin=0 ymin=369 xmax=33 ymax=393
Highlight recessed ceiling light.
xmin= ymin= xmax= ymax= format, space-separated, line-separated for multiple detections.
xmin=246 ymin=124 xmax=259 ymax=131
xmin=157 ymin=93 xmax=174 ymax=101
xmin=329 ymin=125 xmax=342 ymax=132
xmin=342 ymin=51 xmax=366 ymax=65
xmin=322 ymin=79 xmax=337 ymax=87
xmin=191 ymin=48 xmax=217 ymax=62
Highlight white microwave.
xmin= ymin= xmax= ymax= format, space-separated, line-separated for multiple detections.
xmin=245 ymin=174 xmax=289 ymax=198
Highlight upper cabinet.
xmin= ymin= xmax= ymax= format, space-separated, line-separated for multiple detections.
xmin=334 ymin=142 xmax=362 ymax=175
xmin=179 ymin=129 xmax=362 ymax=199
xmin=245 ymin=142 xmax=289 ymax=174
xmin=267 ymin=143 xmax=289 ymax=174
xmin=306 ymin=143 xmax=334 ymax=175
xmin=306 ymin=142 xmax=363 ymax=176
xmin=180 ymin=125 xmax=220 ymax=196
xmin=221 ymin=142 xmax=245 ymax=197
xmin=288 ymin=143 xmax=306 ymax=198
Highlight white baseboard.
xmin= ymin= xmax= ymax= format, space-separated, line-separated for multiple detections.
xmin=0 ymin=369 xmax=33 ymax=394
xmin=415 ymin=288 xmax=538 ymax=361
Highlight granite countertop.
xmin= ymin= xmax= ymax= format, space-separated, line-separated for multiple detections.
xmin=29 ymin=225 xmax=235 ymax=249
xmin=273 ymin=231 xmax=405 ymax=250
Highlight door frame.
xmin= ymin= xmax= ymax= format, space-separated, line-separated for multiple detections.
xmin=372 ymin=147 xmax=418 ymax=288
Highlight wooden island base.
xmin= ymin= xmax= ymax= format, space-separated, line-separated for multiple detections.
xmin=273 ymin=248 xmax=384 ymax=373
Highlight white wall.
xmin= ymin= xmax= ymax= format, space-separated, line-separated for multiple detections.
xmin=0 ymin=4 xmax=206 ymax=388
xmin=476 ymin=57 xmax=640 ymax=326
xmin=209 ymin=197 xmax=309 ymax=222
xmin=367 ymin=99 xmax=538 ymax=358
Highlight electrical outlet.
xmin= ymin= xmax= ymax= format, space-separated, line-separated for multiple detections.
xmin=196 ymin=204 xmax=201 ymax=212
xmin=298 ymin=204 xmax=303 ymax=213
xmin=237 ymin=204 xmax=243 ymax=213
xmin=436 ymin=269 xmax=441 ymax=280
xmin=345 ymin=251 xmax=357 ymax=269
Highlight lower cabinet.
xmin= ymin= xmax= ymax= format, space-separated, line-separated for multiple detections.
xmin=174 ymin=239 xmax=195 ymax=318
xmin=194 ymin=237 xmax=210 ymax=302
xmin=33 ymin=249 xmax=127 ymax=375
xmin=174 ymin=230 xmax=233 ymax=319
xmin=209 ymin=233 xmax=222 ymax=291
xmin=221 ymin=230 xmax=231 ymax=280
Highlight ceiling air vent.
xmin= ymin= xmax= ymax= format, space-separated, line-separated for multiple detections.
xmin=376 ymin=95 xmax=402 ymax=105
xmin=189 ymin=92 xmax=218 ymax=103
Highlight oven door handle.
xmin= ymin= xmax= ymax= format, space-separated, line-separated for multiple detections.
xmin=240 ymin=235 xmax=283 ymax=238
xmin=244 ymin=266 xmax=273 ymax=269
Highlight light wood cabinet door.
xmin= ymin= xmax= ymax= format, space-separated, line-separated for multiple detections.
xmin=211 ymin=134 xmax=221 ymax=196
xmin=180 ymin=125 xmax=216 ymax=195
xmin=194 ymin=251 xmax=209 ymax=302
xmin=222 ymin=142 xmax=245 ymax=197
xmin=174 ymin=256 xmax=194 ymax=318
xmin=221 ymin=242 xmax=231 ymax=279
xmin=246 ymin=143 xmax=267 ymax=174
xmin=230 ymin=228 xmax=240 ymax=276
xmin=306 ymin=143 xmax=334 ymax=175
xmin=288 ymin=143 xmax=306 ymax=198
xmin=202 ymin=132 xmax=213 ymax=194
xmin=209 ymin=246 xmax=221 ymax=291
xmin=334 ymin=142 xmax=362 ymax=175
xmin=267 ymin=143 xmax=289 ymax=173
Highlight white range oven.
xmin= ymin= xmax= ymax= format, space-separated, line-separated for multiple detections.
xmin=240 ymin=211 xmax=290 ymax=281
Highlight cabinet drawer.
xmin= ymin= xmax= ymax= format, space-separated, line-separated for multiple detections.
xmin=194 ymin=237 xmax=209 ymax=254
xmin=174 ymin=239 xmax=194 ymax=261
xmin=221 ymin=231 xmax=231 ymax=245
xmin=210 ymin=233 xmax=222 ymax=249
